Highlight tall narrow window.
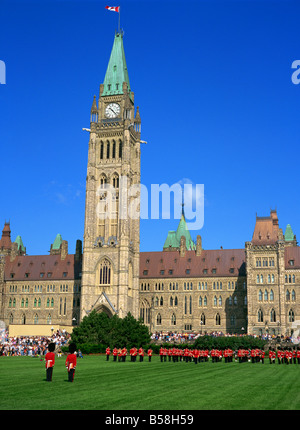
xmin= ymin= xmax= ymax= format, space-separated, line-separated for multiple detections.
xmin=119 ymin=140 xmax=122 ymax=159
xmin=100 ymin=141 xmax=104 ymax=160
xmin=99 ymin=258 xmax=111 ymax=286
xmin=112 ymin=141 xmax=116 ymax=159
xmin=106 ymin=141 xmax=110 ymax=159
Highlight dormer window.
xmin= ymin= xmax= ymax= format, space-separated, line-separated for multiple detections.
xmin=289 ymin=260 xmax=295 ymax=266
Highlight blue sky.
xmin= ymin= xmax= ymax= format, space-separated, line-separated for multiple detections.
xmin=0 ymin=0 xmax=299 ymax=255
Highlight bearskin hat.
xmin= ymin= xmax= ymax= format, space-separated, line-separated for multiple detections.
xmin=69 ymin=343 xmax=77 ymax=354
xmin=48 ymin=342 xmax=55 ymax=352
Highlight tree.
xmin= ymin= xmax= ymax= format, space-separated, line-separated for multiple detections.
xmin=71 ymin=311 xmax=151 ymax=349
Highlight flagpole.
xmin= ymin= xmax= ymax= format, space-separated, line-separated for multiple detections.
xmin=118 ymin=6 xmax=121 ymax=34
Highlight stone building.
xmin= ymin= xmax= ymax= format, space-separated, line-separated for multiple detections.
xmin=0 ymin=31 xmax=299 ymax=337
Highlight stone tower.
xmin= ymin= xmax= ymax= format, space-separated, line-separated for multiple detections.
xmin=80 ymin=31 xmax=141 ymax=321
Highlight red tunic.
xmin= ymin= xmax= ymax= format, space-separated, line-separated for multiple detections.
xmin=65 ymin=353 xmax=77 ymax=371
xmin=45 ymin=352 xmax=55 ymax=368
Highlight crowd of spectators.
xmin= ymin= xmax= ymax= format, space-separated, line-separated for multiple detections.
xmin=151 ymin=330 xmax=299 ymax=344
xmin=0 ymin=329 xmax=71 ymax=356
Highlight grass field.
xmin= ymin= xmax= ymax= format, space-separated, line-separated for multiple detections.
xmin=0 ymin=355 xmax=300 ymax=410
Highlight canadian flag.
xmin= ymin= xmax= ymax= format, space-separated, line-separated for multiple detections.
xmin=105 ymin=6 xmax=120 ymax=12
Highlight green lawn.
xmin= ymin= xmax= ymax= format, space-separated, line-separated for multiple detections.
xmin=0 ymin=355 xmax=299 ymax=410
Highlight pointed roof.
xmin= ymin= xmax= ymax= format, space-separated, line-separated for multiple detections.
xmin=285 ymin=224 xmax=295 ymax=242
xmin=14 ymin=235 xmax=25 ymax=253
xmin=52 ymin=234 xmax=63 ymax=250
xmin=0 ymin=222 xmax=12 ymax=250
xmin=175 ymin=214 xmax=196 ymax=250
xmin=163 ymin=214 xmax=196 ymax=251
xmin=101 ymin=32 xmax=131 ymax=99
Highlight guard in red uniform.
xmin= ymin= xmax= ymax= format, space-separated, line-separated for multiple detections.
xmin=159 ymin=346 xmax=164 ymax=362
xmin=65 ymin=343 xmax=77 ymax=382
xmin=113 ymin=347 xmax=118 ymax=362
xmin=45 ymin=342 xmax=55 ymax=382
xmin=105 ymin=346 xmax=111 ymax=361
xmin=268 ymin=348 xmax=275 ymax=364
xmin=147 ymin=348 xmax=153 ymax=362
xmin=139 ymin=346 xmax=144 ymax=362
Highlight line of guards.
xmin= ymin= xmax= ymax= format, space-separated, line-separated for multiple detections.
xmin=105 ymin=345 xmax=300 ymax=365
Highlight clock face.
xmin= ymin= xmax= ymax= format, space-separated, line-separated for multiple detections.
xmin=105 ymin=103 xmax=120 ymax=118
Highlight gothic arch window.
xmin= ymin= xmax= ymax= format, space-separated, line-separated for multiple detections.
xmin=64 ymin=298 xmax=67 ymax=315
xmin=286 ymin=289 xmax=290 ymax=301
xmin=233 ymin=295 xmax=237 ymax=305
xmin=60 ymin=298 xmax=62 ymax=315
xmin=270 ymin=290 xmax=274 ymax=301
xmin=229 ymin=295 xmax=232 ymax=305
xmin=170 ymin=296 xmax=173 ymax=306
xmin=199 ymin=296 xmax=202 ymax=306
xmin=21 ymin=314 xmax=26 ymax=325
xmin=99 ymin=258 xmax=111 ymax=286
xmin=140 ymin=299 xmax=150 ymax=324
xmin=289 ymin=309 xmax=295 ymax=322
xmin=174 ymin=296 xmax=178 ymax=306
xmin=264 ymin=290 xmax=268 ymax=301
xmin=160 ymin=296 xmax=163 ymax=306
xmin=204 ymin=296 xmax=207 ymax=306
xmin=258 ymin=309 xmax=263 ymax=322
xmin=292 ymin=290 xmax=296 ymax=301
xmin=214 ymin=296 xmax=217 ymax=306
xmin=171 ymin=313 xmax=176 ymax=326
xmin=112 ymin=173 xmax=119 ymax=189
xmin=270 ymin=309 xmax=276 ymax=322
xmin=9 ymin=313 xmax=13 ymax=324
xmin=189 ymin=296 xmax=192 ymax=314
xmin=216 ymin=313 xmax=221 ymax=325
xmin=100 ymin=174 xmax=107 ymax=188
xmin=34 ymin=314 xmax=39 ymax=324
xmin=155 ymin=297 xmax=159 ymax=307
xmin=47 ymin=314 xmax=52 ymax=324
xmin=219 ymin=296 xmax=222 ymax=306
xmin=258 ymin=290 xmax=263 ymax=301
xmin=156 ymin=313 xmax=162 ymax=325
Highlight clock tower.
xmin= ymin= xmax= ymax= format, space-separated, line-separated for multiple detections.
xmin=80 ymin=31 xmax=141 ymax=320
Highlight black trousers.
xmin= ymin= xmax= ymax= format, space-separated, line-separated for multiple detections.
xmin=46 ymin=367 xmax=53 ymax=381
xmin=68 ymin=369 xmax=75 ymax=382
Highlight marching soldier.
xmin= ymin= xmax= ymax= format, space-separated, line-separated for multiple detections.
xmin=105 ymin=346 xmax=111 ymax=361
xmin=65 ymin=343 xmax=77 ymax=382
xmin=122 ymin=347 xmax=127 ymax=362
xmin=45 ymin=342 xmax=55 ymax=382
xmin=139 ymin=346 xmax=144 ymax=362
xmin=159 ymin=346 xmax=164 ymax=362
xmin=112 ymin=346 xmax=118 ymax=362
xmin=268 ymin=348 xmax=276 ymax=364
xmin=147 ymin=347 xmax=153 ymax=362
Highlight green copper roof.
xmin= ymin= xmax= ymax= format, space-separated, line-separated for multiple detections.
xmin=175 ymin=214 xmax=196 ymax=250
xmin=14 ymin=235 xmax=25 ymax=253
xmin=52 ymin=234 xmax=63 ymax=250
xmin=163 ymin=215 xmax=196 ymax=251
xmin=285 ymin=224 xmax=295 ymax=241
xmin=163 ymin=231 xmax=177 ymax=249
xmin=101 ymin=32 xmax=131 ymax=99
